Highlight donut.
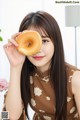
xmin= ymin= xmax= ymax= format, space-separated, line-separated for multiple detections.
xmin=16 ymin=30 xmax=42 ymax=56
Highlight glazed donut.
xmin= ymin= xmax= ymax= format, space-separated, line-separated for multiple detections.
xmin=16 ymin=30 xmax=42 ymax=56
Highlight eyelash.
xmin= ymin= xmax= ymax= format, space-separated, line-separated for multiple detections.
xmin=42 ymin=39 xmax=49 ymax=43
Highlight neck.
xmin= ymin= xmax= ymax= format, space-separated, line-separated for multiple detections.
xmin=36 ymin=66 xmax=49 ymax=73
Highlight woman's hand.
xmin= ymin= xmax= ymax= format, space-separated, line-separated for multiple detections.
xmin=3 ymin=32 xmax=25 ymax=67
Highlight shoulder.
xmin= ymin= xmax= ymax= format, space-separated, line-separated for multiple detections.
xmin=65 ymin=62 xmax=79 ymax=75
xmin=72 ymin=70 xmax=80 ymax=94
xmin=65 ymin=63 xmax=79 ymax=78
xmin=66 ymin=63 xmax=80 ymax=94
xmin=65 ymin=62 xmax=80 ymax=94
xmin=71 ymin=70 xmax=80 ymax=115
xmin=65 ymin=62 xmax=79 ymax=71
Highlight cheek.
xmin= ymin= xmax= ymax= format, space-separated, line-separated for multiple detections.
xmin=45 ymin=44 xmax=54 ymax=56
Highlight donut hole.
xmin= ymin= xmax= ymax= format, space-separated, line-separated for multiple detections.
xmin=26 ymin=39 xmax=33 ymax=47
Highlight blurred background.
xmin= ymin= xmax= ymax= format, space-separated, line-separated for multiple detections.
xmin=0 ymin=0 xmax=80 ymax=119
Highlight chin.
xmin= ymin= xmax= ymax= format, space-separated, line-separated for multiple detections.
xmin=34 ymin=63 xmax=45 ymax=67
xmin=33 ymin=61 xmax=50 ymax=69
xmin=32 ymin=61 xmax=44 ymax=67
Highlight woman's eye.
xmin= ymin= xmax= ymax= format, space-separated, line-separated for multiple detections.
xmin=42 ymin=39 xmax=49 ymax=43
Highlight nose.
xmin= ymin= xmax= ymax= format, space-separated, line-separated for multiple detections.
xmin=38 ymin=44 xmax=43 ymax=53
xmin=34 ymin=45 xmax=43 ymax=55
xmin=38 ymin=50 xmax=42 ymax=53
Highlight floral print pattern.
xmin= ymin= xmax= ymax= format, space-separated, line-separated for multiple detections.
xmin=31 ymin=98 xmax=36 ymax=107
xmin=34 ymin=87 xmax=42 ymax=96
xmin=30 ymin=64 xmax=80 ymax=120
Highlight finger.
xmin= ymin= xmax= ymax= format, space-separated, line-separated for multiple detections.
xmin=8 ymin=39 xmax=12 ymax=45
xmin=10 ymin=32 xmax=21 ymax=46
xmin=8 ymin=38 xmax=18 ymax=47
xmin=3 ymin=43 xmax=12 ymax=49
xmin=8 ymin=39 xmax=10 ymax=43
xmin=11 ymin=32 xmax=21 ymax=39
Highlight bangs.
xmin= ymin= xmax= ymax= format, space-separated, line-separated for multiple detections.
xmin=28 ymin=25 xmax=49 ymax=38
xmin=19 ymin=11 xmax=54 ymax=40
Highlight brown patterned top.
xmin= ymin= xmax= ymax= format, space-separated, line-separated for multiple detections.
xmin=29 ymin=64 xmax=80 ymax=120
xmin=2 ymin=63 xmax=80 ymax=120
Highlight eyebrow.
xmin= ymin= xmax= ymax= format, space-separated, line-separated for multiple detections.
xmin=41 ymin=35 xmax=49 ymax=38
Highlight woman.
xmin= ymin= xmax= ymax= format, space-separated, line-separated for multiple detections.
xmin=3 ymin=11 xmax=80 ymax=120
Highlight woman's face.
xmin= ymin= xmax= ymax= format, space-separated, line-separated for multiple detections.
xmin=27 ymin=28 xmax=54 ymax=72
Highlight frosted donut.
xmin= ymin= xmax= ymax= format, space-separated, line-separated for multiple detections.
xmin=16 ymin=30 xmax=42 ymax=56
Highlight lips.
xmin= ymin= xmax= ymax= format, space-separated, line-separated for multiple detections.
xmin=33 ymin=56 xmax=44 ymax=60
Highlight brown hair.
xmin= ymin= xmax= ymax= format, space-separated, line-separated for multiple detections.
xmin=19 ymin=11 xmax=67 ymax=120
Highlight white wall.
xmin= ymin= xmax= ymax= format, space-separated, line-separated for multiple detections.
xmin=0 ymin=0 xmax=80 ymax=119
xmin=0 ymin=0 xmax=44 ymax=118
xmin=0 ymin=0 xmax=80 ymax=80
xmin=0 ymin=0 xmax=44 ymax=81
xmin=42 ymin=0 xmax=80 ymax=68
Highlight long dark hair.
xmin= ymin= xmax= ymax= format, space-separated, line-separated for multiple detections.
xmin=19 ymin=11 xmax=67 ymax=120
